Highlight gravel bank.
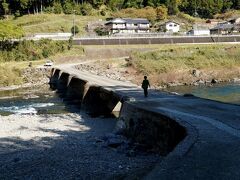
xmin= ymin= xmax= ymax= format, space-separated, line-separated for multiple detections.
xmin=0 ymin=113 xmax=161 ymax=179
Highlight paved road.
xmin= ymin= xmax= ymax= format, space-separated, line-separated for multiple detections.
xmin=56 ymin=63 xmax=240 ymax=179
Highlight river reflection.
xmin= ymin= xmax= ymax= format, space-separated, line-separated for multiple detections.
xmin=166 ymin=83 xmax=240 ymax=105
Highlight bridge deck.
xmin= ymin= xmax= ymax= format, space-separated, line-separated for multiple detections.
xmin=55 ymin=64 xmax=240 ymax=179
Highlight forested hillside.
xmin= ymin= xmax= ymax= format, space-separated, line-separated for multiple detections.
xmin=1 ymin=0 xmax=240 ymax=19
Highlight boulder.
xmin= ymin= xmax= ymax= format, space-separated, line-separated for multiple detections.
xmin=211 ymin=79 xmax=217 ymax=84
xmin=192 ymin=69 xmax=201 ymax=77
xmin=233 ymin=78 xmax=240 ymax=83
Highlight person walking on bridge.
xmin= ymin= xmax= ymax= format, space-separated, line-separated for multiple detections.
xmin=142 ymin=76 xmax=150 ymax=97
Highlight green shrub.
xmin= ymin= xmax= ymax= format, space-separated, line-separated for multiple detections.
xmin=0 ymin=39 xmax=68 ymax=62
xmin=81 ymin=3 xmax=93 ymax=16
xmin=74 ymin=4 xmax=82 ymax=15
xmin=53 ymin=2 xmax=62 ymax=14
xmin=71 ymin=25 xmax=79 ymax=35
xmin=44 ymin=6 xmax=54 ymax=13
xmin=14 ymin=10 xmax=21 ymax=18
xmin=94 ymin=27 xmax=109 ymax=36
xmin=63 ymin=0 xmax=73 ymax=14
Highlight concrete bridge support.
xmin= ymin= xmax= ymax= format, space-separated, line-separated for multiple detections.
xmin=50 ymin=69 xmax=122 ymax=116
xmin=56 ymin=72 xmax=71 ymax=97
xmin=49 ymin=69 xmax=61 ymax=90
xmin=64 ymin=77 xmax=87 ymax=105
xmin=81 ymin=86 xmax=120 ymax=116
xmin=119 ymin=102 xmax=186 ymax=155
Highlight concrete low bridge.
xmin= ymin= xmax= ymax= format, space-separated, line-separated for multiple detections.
xmin=50 ymin=64 xmax=240 ymax=179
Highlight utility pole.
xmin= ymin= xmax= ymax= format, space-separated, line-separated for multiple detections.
xmin=194 ymin=0 xmax=198 ymax=17
xmin=41 ymin=0 xmax=43 ymax=14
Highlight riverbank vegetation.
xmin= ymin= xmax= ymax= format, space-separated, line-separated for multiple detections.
xmin=131 ymin=44 xmax=240 ymax=86
xmin=1 ymin=43 xmax=240 ymax=87
xmin=0 ymin=39 xmax=68 ymax=62
xmin=0 ymin=39 xmax=69 ymax=86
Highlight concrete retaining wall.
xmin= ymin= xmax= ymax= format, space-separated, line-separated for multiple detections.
xmin=74 ymin=36 xmax=240 ymax=45
xmin=119 ymin=102 xmax=186 ymax=155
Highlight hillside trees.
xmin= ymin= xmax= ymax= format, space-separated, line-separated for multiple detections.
xmin=0 ymin=0 xmax=240 ymax=18
xmin=107 ymin=0 xmax=124 ymax=10
xmin=233 ymin=0 xmax=240 ymax=9
xmin=1 ymin=0 xmax=9 ymax=16
xmin=179 ymin=0 xmax=233 ymax=18
xmin=156 ymin=5 xmax=168 ymax=20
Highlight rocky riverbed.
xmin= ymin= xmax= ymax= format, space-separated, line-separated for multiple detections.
xmin=0 ymin=113 xmax=161 ymax=179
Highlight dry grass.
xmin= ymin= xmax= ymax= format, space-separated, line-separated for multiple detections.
xmin=130 ymin=44 xmax=240 ymax=85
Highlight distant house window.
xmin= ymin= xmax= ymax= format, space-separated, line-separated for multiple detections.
xmin=169 ymin=24 xmax=173 ymax=27
xmin=174 ymin=24 xmax=177 ymax=27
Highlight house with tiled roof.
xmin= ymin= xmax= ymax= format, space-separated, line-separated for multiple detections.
xmin=105 ymin=18 xmax=150 ymax=34
xmin=210 ymin=17 xmax=240 ymax=35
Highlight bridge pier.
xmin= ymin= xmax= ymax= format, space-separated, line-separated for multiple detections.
xmin=49 ymin=69 xmax=61 ymax=90
xmin=64 ymin=77 xmax=87 ymax=105
xmin=56 ymin=72 xmax=71 ymax=97
xmin=81 ymin=86 xmax=120 ymax=116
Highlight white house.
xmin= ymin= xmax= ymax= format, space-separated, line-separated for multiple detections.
xmin=159 ymin=21 xmax=180 ymax=33
xmin=187 ymin=26 xmax=210 ymax=36
xmin=105 ymin=18 xmax=150 ymax=34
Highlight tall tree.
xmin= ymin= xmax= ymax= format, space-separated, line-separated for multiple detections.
xmin=2 ymin=0 xmax=9 ymax=15
xmin=167 ymin=0 xmax=179 ymax=15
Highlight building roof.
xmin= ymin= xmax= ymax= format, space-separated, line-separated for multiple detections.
xmin=192 ymin=25 xmax=210 ymax=30
xmin=105 ymin=18 xmax=149 ymax=25
xmin=211 ymin=23 xmax=234 ymax=30
xmin=105 ymin=18 xmax=125 ymax=25
xmin=165 ymin=21 xmax=180 ymax=25
xmin=122 ymin=18 xmax=149 ymax=24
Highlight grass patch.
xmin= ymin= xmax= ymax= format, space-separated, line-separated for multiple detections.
xmin=0 ymin=64 xmax=23 ymax=86
xmin=132 ymin=44 xmax=240 ymax=75
xmin=128 ymin=44 xmax=240 ymax=85
xmin=0 ymin=60 xmax=46 ymax=87
xmin=6 ymin=14 xmax=102 ymax=36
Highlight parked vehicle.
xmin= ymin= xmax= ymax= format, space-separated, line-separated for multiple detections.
xmin=44 ymin=60 xmax=53 ymax=67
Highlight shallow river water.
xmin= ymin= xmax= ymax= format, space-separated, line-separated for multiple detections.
xmin=166 ymin=82 xmax=240 ymax=105
xmin=0 ymin=85 xmax=73 ymax=116
xmin=0 ymin=82 xmax=239 ymax=116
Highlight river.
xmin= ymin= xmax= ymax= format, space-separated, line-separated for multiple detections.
xmin=0 ymin=85 xmax=76 ymax=116
xmin=166 ymin=82 xmax=240 ymax=105
xmin=0 ymin=82 xmax=239 ymax=116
